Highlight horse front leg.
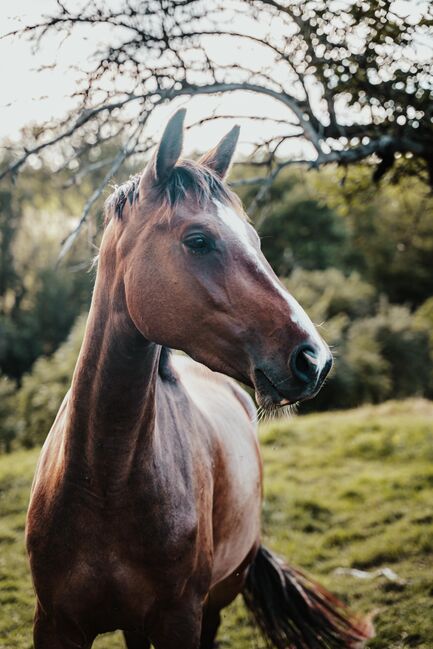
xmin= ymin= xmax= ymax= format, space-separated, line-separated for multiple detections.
xmin=33 ymin=605 xmax=94 ymax=649
xmin=149 ymin=599 xmax=203 ymax=649
xmin=123 ymin=630 xmax=151 ymax=649
xmin=199 ymin=607 xmax=221 ymax=649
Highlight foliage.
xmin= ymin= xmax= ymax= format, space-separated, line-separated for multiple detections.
xmin=0 ymin=265 xmax=91 ymax=382
xmin=1 ymin=0 xmax=432 ymax=249
xmin=5 ymin=268 xmax=430 ymax=449
xmin=239 ymin=171 xmax=349 ymax=276
xmin=237 ymin=165 xmax=433 ymax=306
xmin=312 ymin=167 xmax=433 ymax=305
xmin=16 ymin=315 xmax=86 ymax=448
xmin=284 ymin=269 xmax=432 ymax=411
xmin=414 ymin=297 xmax=433 ymax=387
xmin=1 ymin=162 xmax=432 ymax=449
xmin=0 ymin=163 xmax=95 ymax=381
xmin=415 ymin=296 xmax=433 ymax=349
xmin=0 ymin=375 xmax=17 ymax=453
xmin=0 ymin=188 xmax=21 ymax=299
xmin=1 ymin=399 xmax=433 ymax=647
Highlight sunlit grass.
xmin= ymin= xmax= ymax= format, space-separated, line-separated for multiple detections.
xmin=1 ymin=399 xmax=432 ymax=648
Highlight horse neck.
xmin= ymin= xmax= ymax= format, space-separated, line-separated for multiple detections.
xmin=65 ymin=254 xmax=160 ymax=486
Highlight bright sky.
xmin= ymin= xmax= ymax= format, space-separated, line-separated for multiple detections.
xmin=0 ymin=0 xmax=430 ymax=159
xmin=0 ymin=0 xmax=299 ymax=158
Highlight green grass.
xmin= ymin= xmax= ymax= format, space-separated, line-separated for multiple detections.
xmin=1 ymin=399 xmax=433 ymax=648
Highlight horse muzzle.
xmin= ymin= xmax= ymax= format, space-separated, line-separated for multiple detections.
xmin=253 ymin=344 xmax=333 ymax=408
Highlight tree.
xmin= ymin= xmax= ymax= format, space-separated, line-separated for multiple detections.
xmin=16 ymin=314 xmax=86 ymax=447
xmin=1 ymin=0 xmax=432 ymax=252
xmin=0 ymin=165 xmax=93 ymax=381
xmin=284 ymin=268 xmax=432 ymax=411
xmin=239 ymin=170 xmax=349 ymax=275
xmin=0 ymin=376 xmax=17 ymax=452
xmin=312 ymin=166 xmax=433 ymax=305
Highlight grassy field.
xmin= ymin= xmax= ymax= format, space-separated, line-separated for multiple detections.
xmin=1 ymin=399 xmax=433 ymax=648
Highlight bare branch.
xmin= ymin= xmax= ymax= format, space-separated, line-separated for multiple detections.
xmin=57 ymin=113 xmax=151 ymax=263
xmin=2 ymin=0 xmax=431 ymax=242
xmin=0 ymin=95 xmax=142 ymax=181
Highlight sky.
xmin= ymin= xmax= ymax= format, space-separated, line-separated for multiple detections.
xmin=0 ymin=0 xmax=431 ymax=160
xmin=1 ymin=1 xmax=83 ymax=138
xmin=0 ymin=0 xmax=296 ymax=158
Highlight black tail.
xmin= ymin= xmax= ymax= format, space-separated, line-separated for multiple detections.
xmin=243 ymin=546 xmax=374 ymax=649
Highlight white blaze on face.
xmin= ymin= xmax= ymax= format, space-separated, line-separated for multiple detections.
xmin=214 ymin=200 xmax=329 ymax=368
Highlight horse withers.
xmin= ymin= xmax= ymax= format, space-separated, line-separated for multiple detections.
xmin=26 ymin=110 xmax=373 ymax=649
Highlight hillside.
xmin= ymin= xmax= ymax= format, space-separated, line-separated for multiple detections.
xmin=1 ymin=399 xmax=432 ymax=648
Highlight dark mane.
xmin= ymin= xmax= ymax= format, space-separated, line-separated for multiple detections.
xmin=162 ymin=160 xmax=235 ymax=208
xmin=105 ymin=173 xmax=140 ymax=222
xmin=105 ymin=159 xmax=241 ymax=223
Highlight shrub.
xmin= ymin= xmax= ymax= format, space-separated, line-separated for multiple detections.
xmin=0 ymin=375 xmax=18 ymax=452
xmin=16 ymin=315 xmax=86 ymax=447
xmin=285 ymin=269 xmax=432 ymax=411
xmin=284 ymin=268 xmax=377 ymax=322
xmin=8 ymin=270 xmax=433 ymax=449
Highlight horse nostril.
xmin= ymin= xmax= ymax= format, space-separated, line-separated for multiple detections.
xmin=290 ymin=344 xmax=320 ymax=385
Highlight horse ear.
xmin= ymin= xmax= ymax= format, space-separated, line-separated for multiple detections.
xmin=199 ymin=125 xmax=240 ymax=179
xmin=140 ymin=108 xmax=186 ymax=188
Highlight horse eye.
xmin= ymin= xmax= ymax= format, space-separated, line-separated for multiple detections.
xmin=183 ymin=234 xmax=213 ymax=255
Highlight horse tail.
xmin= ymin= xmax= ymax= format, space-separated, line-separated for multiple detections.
xmin=243 ymin=546 xmax=374 ymax=649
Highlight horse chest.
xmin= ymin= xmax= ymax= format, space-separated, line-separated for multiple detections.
xmin=29 ymin=492 xmax=203 ymax=633
xmin=30 ymin=478 xmax=201 ymax=598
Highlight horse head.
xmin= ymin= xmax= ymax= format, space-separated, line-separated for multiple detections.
xmin=103 ymin=109 xmax=332 ymax=409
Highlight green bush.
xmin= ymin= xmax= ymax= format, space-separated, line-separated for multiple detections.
xmin=237 ymin=170 xmax=349 ymax=276
xmin=414 ymin=296 xmax=433 ymax=390
xmin=4 ymin=269 xmax=432 ymax=449
xmin=0 ymin=375 xmax=17 ymax=452
xmin=285 ymin=268 xmax=377 ymax=321
xmin=285 ymin=269 xmax=432 ymax=411
xmin=16 ymin=315 xmax=86 ymax=447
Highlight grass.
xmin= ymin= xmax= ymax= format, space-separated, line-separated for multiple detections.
xmin=1 ymin=398 xmax=433 ymax=648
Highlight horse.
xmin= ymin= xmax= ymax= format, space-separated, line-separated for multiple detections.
xmin=26 ymin=109 xmax=373 ymax=649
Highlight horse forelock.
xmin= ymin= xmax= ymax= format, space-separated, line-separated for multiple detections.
xmin=104 ymin=160 xmax=245 ymax=225
xmin=104 ymin=173 xmax=141 ymax=225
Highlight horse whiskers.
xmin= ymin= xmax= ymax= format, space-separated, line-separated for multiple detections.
xmin=255 ymin=405 xmax=267 ymax=424
xmin=277 ymin=402 xmax=299 ymax=420
xmin=255 ymin=401 xmax=298 ymax=424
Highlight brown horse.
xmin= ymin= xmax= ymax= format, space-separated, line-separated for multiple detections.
xmin=26 ymin=110 xmax=373 ymax=649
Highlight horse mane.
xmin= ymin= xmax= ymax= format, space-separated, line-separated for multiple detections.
xmin=105 ymin=159 xmax=244 ymax=223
